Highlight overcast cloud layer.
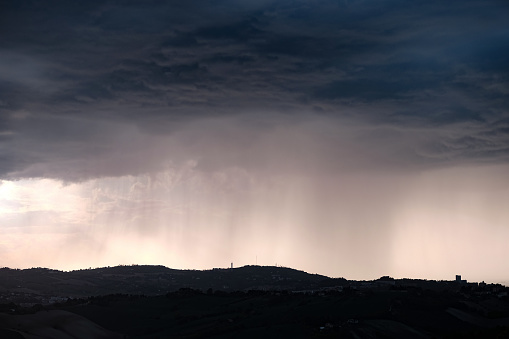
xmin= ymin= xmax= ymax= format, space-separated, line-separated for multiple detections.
xmin=1 ymin=0 xmax=508 ymax=180
xmin=1 ymin=0 xmax=509 ymax=281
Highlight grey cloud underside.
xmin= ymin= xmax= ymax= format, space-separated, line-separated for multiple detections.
xmin=1 ymin=0 xmax=508 ymax=180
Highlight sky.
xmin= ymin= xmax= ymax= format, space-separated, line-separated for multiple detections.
xmin=1 ymin=0 xmax=509 ymax=283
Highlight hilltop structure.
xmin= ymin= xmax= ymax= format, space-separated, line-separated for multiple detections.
xmin=456 ymin=275 xmax=467 ymax=284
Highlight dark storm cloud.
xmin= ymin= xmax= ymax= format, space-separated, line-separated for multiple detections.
xmin=1 ymin=0 xmax=508 ymax=180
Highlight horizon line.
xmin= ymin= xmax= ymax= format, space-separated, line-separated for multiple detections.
xmin=1 ymin=264 xmax=506 ymax=286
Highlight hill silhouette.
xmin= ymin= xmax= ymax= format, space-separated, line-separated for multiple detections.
xmin=1 ymin=265 xmax=509 ymax=338
xmin=0 ymin=265 xmax=339 ymax=300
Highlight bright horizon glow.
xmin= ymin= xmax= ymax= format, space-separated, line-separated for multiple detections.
xmin=2 ymin=163 xmax=508 ymax=285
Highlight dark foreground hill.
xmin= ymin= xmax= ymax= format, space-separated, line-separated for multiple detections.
xmin=1 ymin=265 xmax=509 ymax=338
xmin=3 ymin=287 xmax=509 ymax=338
xmin=65 ymin=289 xmax=509 ymax=338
